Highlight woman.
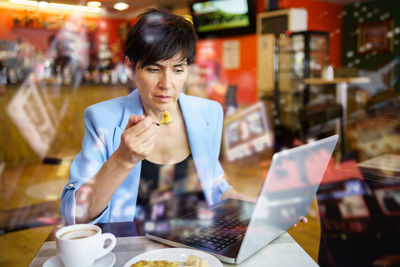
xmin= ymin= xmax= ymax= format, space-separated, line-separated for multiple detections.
xmin=60 ymin=9 xmax=252 ymax=225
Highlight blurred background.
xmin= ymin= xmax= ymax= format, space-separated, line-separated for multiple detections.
xmin=0 ymin=0 xmax=399 ymax=266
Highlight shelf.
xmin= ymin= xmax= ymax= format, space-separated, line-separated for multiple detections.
xmin=12 ymin=25 xmax=59 ymax=32
xmin=304 ymin=77 xmax=370 ymax=85
xmin=310 ymin=49 xmax=328 ymax=53
xmin=12 ymin=25 xmax=96 ymax=33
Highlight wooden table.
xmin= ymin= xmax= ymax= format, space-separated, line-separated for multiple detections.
xmin=29 ymin=222 xmax=318 ymax=267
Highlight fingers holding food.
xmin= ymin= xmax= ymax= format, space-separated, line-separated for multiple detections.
xmin=116 ymin=115 xmax=157 ymax=166
xmin=125 ymin=116 xmax=153 ymax=136
xmin=125 ymin=114 xmax=145 ymax=130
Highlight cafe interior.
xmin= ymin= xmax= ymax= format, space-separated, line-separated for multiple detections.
xmin=0 ymin=0 xmax=399 ymax=266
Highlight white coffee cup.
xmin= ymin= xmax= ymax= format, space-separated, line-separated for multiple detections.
xmin=55 ymin=224 xmax=116 ymax=267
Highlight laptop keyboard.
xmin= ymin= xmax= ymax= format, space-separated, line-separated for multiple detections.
xmin=183 ymin=212 xmax=251 ymax=251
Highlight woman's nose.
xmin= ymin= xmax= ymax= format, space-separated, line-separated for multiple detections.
xmin=159 ymin=71 xmax=173 ymax=90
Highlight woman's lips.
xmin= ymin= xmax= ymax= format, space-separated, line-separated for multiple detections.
xmin=154 ymin=95 xmax=172 ymax=102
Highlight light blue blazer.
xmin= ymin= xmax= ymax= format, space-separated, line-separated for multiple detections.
xmin=60 ymin=90 xmax=231 ymax=224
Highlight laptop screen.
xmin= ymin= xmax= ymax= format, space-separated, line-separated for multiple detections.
xmin=238 ymin=135 xmax=338 ymax=262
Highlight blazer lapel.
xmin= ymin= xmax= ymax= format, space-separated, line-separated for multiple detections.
xmin=113 ymin=90 xmax=144 ymax=151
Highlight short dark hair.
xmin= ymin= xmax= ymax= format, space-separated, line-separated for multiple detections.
xmin=124 ymin=8 xmax=198 ymax=70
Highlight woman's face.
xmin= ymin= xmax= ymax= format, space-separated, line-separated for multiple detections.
xmin=133 ymin=54 xmax=189 ymax=113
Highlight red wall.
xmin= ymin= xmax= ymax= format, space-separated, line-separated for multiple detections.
xmin=95 ymin=18 xmax=127 ymax=62
xmin=196 ymin=35 xmax=258 ymax=105
xmin=0 ymin=8 xmax=55 ymax=51
xmin=279 ymin=0 xmax=343 ymax=68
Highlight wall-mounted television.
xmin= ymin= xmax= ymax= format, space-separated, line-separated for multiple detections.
xmin=190 ymin=0 xmax=256 ymax=39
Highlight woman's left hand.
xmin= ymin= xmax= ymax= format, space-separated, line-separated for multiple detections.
xmin=293 ymin=217 xmax=308 ymax=227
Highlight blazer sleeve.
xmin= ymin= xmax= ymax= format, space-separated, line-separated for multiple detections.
xmin=60 ymin=106 xmax=111 ymax=225
xmin=210 ymin=102 xmax=232 ymax=203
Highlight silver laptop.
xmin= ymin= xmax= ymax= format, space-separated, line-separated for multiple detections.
xmin=146 ymin=135 xmax=338 ymax=264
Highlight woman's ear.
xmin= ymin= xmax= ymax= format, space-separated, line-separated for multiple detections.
xmin=124 ymin=56 xmax=134 ymax=80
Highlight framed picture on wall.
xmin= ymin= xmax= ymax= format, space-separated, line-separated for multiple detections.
xmin=357 ymin=20 xmax=394 ymax=54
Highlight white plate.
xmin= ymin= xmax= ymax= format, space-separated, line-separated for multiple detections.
xmin=123 ymin=248 xmax=223 ymax=267
xmin=43 ymin=252 xmax=116 ymax=267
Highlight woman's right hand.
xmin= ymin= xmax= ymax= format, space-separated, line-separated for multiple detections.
xmin=115 ymin=114 xmax=157 ymax=168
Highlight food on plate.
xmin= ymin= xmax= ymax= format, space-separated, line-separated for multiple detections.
xmin=130 ymin=261 xmax=180 ymax=267
xmin=131 ymin=254 xmax=209 ymax=267
xmin=186 ymin=255 xmax=209 ymax=267
xmin=159 ymin=111 xmax=172 ymax=125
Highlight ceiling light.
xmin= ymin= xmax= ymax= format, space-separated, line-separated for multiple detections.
xmin=87 ymin=1 xmax=101 ymax=8
xmin=49 ymin=2 xmax=102 ymax=13
xmin=9 ymin=0 xmax=102 ymax=13
xmin=113 ymin=2 xmax=129 ymax=11
xmin=10 ymin=0 xmax=38 ymax=7
xmin=38 ymin=1 xmax=48 ymax=8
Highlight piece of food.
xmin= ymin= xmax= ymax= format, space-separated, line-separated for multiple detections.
xmin=186 ymin=255 xmax=198 ymax=266
xmin=131 ymin=255 xmax=209 ymax=267
xmin=159 ymin=111 xmax=172 ymax=125
xmin=131 ymin=261 xmax=180 ymax=267
xmin=186 ymin=255 xmax=209 ymax=267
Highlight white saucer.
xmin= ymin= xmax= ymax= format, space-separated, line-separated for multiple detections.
xmin=43 ymin=252 xmax=116 ymax=267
